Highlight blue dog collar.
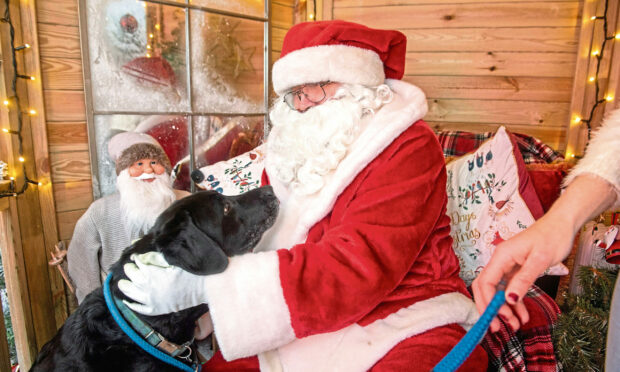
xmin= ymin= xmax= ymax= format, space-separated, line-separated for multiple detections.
xmin=103 ymin=273 xmax=202 ymax=372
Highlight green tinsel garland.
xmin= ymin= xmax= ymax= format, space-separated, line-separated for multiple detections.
xmin=553 ymin=266 xmax=618 ymax=371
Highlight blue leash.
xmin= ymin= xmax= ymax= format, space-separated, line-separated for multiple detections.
xmin=432 ymin=289 xmax=506 ymax=372
xmin=103 ymin=273 xmax=201 ymax=372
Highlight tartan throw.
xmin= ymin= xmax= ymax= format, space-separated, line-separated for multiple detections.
xmin=480 ymin=285 xmax=561 ymax=372
xmin=436 ymin=130 xmax=564 ymax=164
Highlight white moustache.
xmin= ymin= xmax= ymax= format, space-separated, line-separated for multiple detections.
xmin=133 ymin=173 xmax=156 ymax=180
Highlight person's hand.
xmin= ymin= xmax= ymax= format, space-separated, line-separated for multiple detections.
xmin=118 ymin=252 xmax=211 ymax=315
xmin=471 ymin=214 xmax=574 ymax=332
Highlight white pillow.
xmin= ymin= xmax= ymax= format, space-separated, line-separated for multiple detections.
xmin=445 ymin=127 xmax=568 ymax=285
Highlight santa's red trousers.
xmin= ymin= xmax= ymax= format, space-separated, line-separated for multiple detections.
xmin=202 ymin=324 xmax=488 ymax=371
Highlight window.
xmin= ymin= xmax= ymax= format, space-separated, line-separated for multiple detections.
xmin=79 ymin=0 xmax=269 ymax=196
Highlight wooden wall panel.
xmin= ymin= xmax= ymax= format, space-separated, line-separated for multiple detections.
xmin=329 ymin=0 xmax=585 ymax=152
xmin=37 ymin=23 xmax=81 ymax=59
xmin=402 ymin=27 xmax=579 ymax=53
xmin=36 ymin=0 xmax=85 ymax=331
xmin=53 ymin=180 xmax=93 ymax=213
xmin=46 ymin=122 xmax=88 ymax=153
xmin=334 ymin=3 xmax=581 ymax=30
xmin=405 ymin=76 xmax=574 ymax=102
xmin=404 ymin=52 xmax=576 ymax=77
xmin=40 ymin=57 xmax=83 ymax=90
xmin=43 ymin=90 xmax=86 ymax=122
xmin=49 ymin=151 xmax=91 ymax=184
xmin=57 ymin=209 xmax=86 ymax=241
xmin=35 ymin=0 xmax=78 ymax=27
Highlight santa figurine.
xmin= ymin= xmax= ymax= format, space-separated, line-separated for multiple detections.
xmin=119 ymin=20 xmax=487 ymax=371
xmin=67 ymin=132 xmax=189 ymax=303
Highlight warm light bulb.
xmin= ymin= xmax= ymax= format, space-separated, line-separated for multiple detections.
xmin=574 ymin=116 xmax=582 ymax=123
xmin=37 ymin=182 xmax=42 ymax=186
xmin=571 ymin=154 xmax=576 ymax=158
xmin=146 ymin=53 xmax=151 ymax=58
xmin=2 ymin=128 xmax=8 ymax=133
xmin=149 ymin=33 xmax=154 ymax=38
xmin=18 ymin=156 xmax=25 ymax=162
xmin=25 ymin=43 xmax=30 ymax=48
xmin=592 ymin=50 xmax=600 ymax=56
xmin=3 ymin=100 xmax=8 ymax=106
xmin=9 ymin=176 xmax=14 ymax=181
xmin=155 ymin=24 xmax=161 ymax=30
xmin=616 ymin=34 xmax=620 ymax=40
xmin=589 ymin=77 xmax=596 ymax=82
xmin=591 ymin=16 xmax=597 ymax=20
xmin=607 ymin=96 xmax=614 ymax=101
xmin=28 ymin=109 xmax=36 ymax=115
xmin=146 ymin=45 xmax=151 ymax=50
xmin=30 ymin=76 xmax=35 ymax=81
xmin=308 ymin=13 xmax=315 ymax=20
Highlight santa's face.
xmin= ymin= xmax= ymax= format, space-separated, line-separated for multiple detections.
xmin=128 ymin=158 xmax=167 ymax=181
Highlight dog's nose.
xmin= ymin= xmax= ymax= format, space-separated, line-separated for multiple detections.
xmin=191 ymin=169 xmax=205 ymax=184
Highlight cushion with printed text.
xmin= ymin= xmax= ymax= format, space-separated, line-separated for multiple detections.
xmin=445 ymin=127 xmax=568 ymax=285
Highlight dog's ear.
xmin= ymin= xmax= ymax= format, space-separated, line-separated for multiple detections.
xmin=154 ymin=209 xmax=228 ymax=275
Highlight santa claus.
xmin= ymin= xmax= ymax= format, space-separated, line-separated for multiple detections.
xmin=119 ymin=20 xmax=487 ymax=371
xmin=67 ymin=132 xmax=188 ymax=303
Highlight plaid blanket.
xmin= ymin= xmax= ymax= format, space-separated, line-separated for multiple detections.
xmin=481 ymin=285 xmax=561 ymax=372
xmin=436 ymin=130 xmax=564 ymax=164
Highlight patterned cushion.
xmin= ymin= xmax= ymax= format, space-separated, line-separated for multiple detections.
xmin=445 ymin=127 xmax=568 ymax=285
xmin=195 ymin=144 xmax=265 ymax=195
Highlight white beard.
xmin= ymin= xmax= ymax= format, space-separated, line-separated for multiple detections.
xmin=266 ymin=84 xmax=391 ymax=195
xmin=116 ymin=169 xmax=177 ymax=237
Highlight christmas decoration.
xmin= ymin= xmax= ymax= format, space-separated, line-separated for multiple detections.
xmin=1 ymin=0 xmax=42 ymax=198
xmin=554 ymin=266 xmax=618 ymax=372
xmin=570 ymin=0 xmax=618 ymax=151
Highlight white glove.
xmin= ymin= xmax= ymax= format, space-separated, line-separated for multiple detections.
xmin=117 ymin=251 xmax=212 ymax=316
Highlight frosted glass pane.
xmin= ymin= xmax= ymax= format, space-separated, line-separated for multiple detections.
xmin=87 ymin=0 xmax=189 ymax=112
xmin=189 ymin=0 xmax=265 ymax=18
xmin=93 ymin=114 xmax=189 ymax=196
xmin=190 ymin=11 xmax=264 ymax=113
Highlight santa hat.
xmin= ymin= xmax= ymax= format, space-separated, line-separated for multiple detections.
xmin=108 ymin=132 xmax=172 ymax=175
xmin=272 ymin=20 xmax=407 ymax=95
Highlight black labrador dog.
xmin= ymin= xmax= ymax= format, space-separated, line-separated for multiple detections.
xmin=30 ymin=187 xmax=279 ymax=372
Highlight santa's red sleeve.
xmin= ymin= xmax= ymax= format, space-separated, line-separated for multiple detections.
xmin=203 ymin=122 xmax=456 ymax=360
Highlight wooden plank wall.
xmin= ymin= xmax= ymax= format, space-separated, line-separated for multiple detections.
xmin=324 ymin=0 xmax=586 ymax=152
xmin=36 ymin=0 xmax=91 ymax=256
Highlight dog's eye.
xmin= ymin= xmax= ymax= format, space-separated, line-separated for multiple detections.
xmin=223 ymin=203 xmax=231 ymax=215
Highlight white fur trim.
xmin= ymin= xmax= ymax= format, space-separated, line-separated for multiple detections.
xmin=272 ymin=45 xmax=385 ymax=95
xmin=258 ymin=292 xmax=479 ymax=372
xmin=203 ymin=251 xmax=296 ymax=360
xmin=563 ymin=109 xmax=620 ymax=209
xmin=261 ymin=80 xmax=428 ymax=251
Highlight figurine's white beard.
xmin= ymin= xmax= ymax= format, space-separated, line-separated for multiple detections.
xmin=267 ymin=84 xmax=392 ymax=195
xmin=116 ymin=169 xmax=176 ymax=236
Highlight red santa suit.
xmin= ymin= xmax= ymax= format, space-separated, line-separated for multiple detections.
xmin=202 ymin=21 xmax=487 ymax=371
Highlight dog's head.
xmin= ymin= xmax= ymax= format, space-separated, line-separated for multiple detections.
xmin=146 ymin=186 xmax=278 ymax=275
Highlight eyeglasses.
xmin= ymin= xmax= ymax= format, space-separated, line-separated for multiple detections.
xmin=283 ymin=82 xmax=331 ymax=111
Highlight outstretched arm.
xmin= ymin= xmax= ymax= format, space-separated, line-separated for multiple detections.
xmin=472 ymin=174 xmax=617 ymax=331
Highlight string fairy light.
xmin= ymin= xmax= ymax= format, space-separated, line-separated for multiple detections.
xmin=576 ymin=0 xmax=618 ymax=141
xmin=0 ymin=0 xmax=41 ymax=198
